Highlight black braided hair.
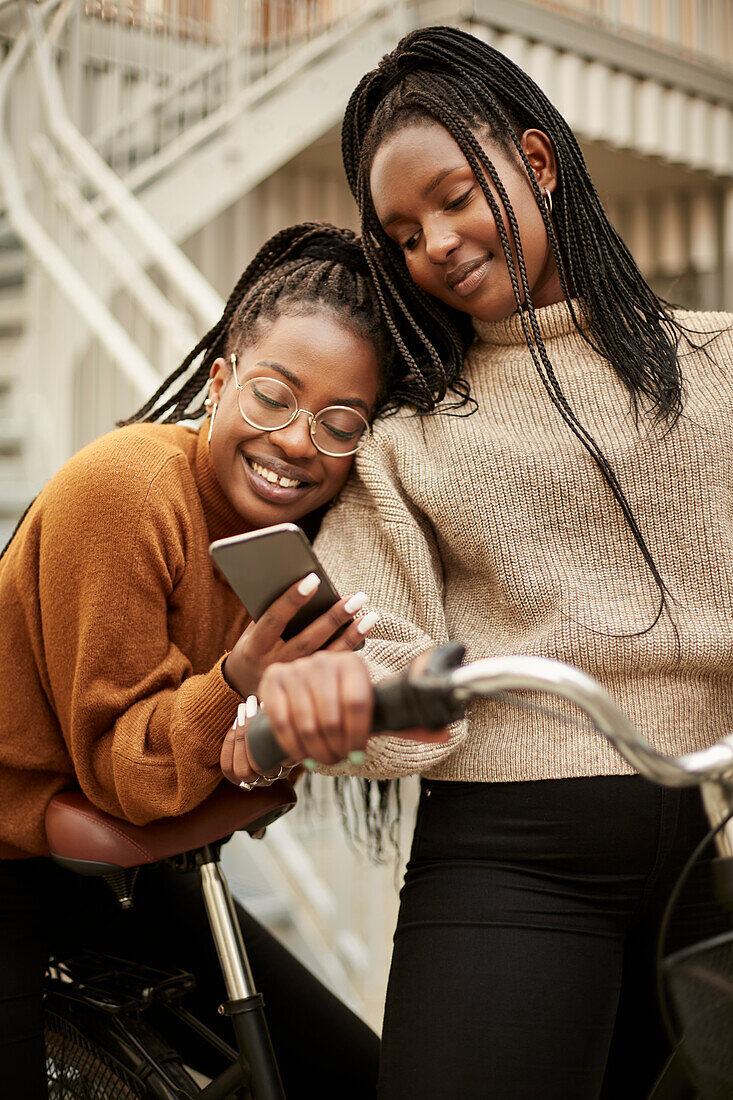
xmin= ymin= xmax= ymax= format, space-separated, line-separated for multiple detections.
xmin=340 ymin=24 xmax=717 ymax=635
xmin=121 ymin=222 xmax=398 ymax=427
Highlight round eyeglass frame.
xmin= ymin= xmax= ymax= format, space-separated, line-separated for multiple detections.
xmin=229 ymin=354 xmax=371 ymax=458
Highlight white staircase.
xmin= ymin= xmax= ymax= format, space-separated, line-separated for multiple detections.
xmin=0 ymin=0 xmax=402 ymax=535
xmin=120 ymin=5 xmax=401 ymax=245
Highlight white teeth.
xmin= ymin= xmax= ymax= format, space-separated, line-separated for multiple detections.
xmin=250 ymin=459 xmax=302 ymax=489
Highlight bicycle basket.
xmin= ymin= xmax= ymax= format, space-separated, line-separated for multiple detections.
xmin=45 ymin=1008 xmax=146 ymax=1099
xmin=663 ymin=929 xmax=733 ymax=1100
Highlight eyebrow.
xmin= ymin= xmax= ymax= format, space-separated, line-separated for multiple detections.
xmin=255 ymin=360 xmax=370 ymax=415
xmin=255 ymin=360 xmax=301 ymax=387
xmin=382 ymin=165 xmax=466 ymax=228
xmin=424 ymin=165 xmax=466 ymax=197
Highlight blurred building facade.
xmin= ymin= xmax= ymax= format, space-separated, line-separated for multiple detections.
xmin=1 ymin=0 xmax=732 ymax=1028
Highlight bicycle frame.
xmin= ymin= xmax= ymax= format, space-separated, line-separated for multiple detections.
xmin=446 ymin=653 xmax=733 ymax=1100
xmin=196 ymin=842 xmax=285 ymax=1100
xmin=45 ymin=838 xmax=284 ymax=1099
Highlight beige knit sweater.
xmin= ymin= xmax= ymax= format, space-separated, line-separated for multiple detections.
xmin=314 ymin=300 xmax=733 ymax=782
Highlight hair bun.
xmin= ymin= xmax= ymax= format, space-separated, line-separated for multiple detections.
xmin=298 ymin=230 xmax=370 ymax=278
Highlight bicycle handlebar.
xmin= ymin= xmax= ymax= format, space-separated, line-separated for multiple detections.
xmin=246 ymin=643 xmax=467 ymax=774
xmin=245 ymin=644 xmax=733 ymax=790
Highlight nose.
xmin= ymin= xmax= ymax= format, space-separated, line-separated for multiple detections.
xmin=267 ymin=409 xmax=318 ymax=458
xmin=423 ymin=218 xmax=460 ymax=264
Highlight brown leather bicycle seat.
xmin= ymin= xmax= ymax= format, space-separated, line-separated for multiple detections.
xmin=45 ymin=781 xmax=297 ymax=874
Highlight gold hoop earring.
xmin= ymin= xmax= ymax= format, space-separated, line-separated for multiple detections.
xmin=207 ymin=402 xmax=218 ymax=444
xmin=544 ymin=189 xmax=553 ymax=215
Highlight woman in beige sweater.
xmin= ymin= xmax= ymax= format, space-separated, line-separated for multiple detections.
xmin=234 ymin=28 xmax=733 ymax=1100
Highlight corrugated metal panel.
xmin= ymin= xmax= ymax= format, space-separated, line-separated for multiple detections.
xmin=480 ymin=28 xmax=733 ymax=177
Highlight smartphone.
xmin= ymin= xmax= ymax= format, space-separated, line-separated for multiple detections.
xmin=209 ymin=523 xmax=344 ymax=642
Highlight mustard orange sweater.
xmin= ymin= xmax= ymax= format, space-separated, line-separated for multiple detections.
xmin=0 ymin=423 xmax=249 ymax=858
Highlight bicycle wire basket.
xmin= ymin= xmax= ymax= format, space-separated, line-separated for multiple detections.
xmin=663 ymin=929 xmax=733 ymax=1100
xmin=45 ymin=1008 xmax=146 ymax=1100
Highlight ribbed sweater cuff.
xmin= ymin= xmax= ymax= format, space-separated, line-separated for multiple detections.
xmin=179 ymin=656 xmax=244 ymax=759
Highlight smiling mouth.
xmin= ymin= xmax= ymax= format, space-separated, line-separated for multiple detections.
xmin=448 ymin=259 xmax=491 ymax=297
xmin=249 ymin=458 xmax=303 ymax=488
xmin=241 ymin=453 xmax=316 ymax=497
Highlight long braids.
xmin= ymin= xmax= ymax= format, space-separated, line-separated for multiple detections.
xmin=342 ymin=25 xmax=699 ymax=632
xmin=121 ymin=222 xmax=396 ymax=427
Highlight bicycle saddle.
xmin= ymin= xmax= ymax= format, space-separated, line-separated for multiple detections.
xmin=45 ymin=781 xmax=297 ymax=876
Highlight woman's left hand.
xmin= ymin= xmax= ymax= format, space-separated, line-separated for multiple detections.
xmin=220 ymin=695 xmax=297 ymax=790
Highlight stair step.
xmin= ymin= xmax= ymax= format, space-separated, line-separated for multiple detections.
xmin=0 ymin=333 xmax=21 ymax=368
xmin=0 ymin=374 xmax=15 ymax=418
xmin=0 ymin=295 xmax=26 ymax=333
xmin=0 ymin=222 xmax=19 ymax=250
xmin=0 ymin=250 xmax=26 ymax=288
xmin=0 ymin=417 xmax=24 ymax=455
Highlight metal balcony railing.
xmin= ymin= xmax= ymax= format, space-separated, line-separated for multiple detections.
xmin=67 ymin=1 xmax=383 ymax=180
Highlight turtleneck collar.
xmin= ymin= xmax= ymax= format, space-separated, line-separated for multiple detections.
xmin=471 ymin=298 xmax=589 ymax=347
xmin=193 ymin=423 xmax=250 ymax=544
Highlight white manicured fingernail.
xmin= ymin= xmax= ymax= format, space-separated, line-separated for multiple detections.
xmin=357 ymin=610 xmax=378 ymax=635
xmin=237 ymin=702 xmax=247 ymax=727
xmin=297 ymin=572 xmax=320 ymax=596
xmin=246 ymin=694 xmax=258 ymax=719
xmin=344 ymin=593 xmax=369 ymax=614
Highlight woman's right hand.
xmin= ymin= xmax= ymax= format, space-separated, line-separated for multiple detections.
xmin=248 ymin=651 xmax=450 ymax=768
xmin=222 ymin=574 xmax=377 ymax=700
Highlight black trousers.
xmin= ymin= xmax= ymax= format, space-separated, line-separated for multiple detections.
xmin=378 ymin=774 xmax=731 ymax=1100
xmin=0 ymin=854 xmax=379 ymax=1099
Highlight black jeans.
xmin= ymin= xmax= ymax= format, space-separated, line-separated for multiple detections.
xmin=0 ymin=855 xmax=378 ymax=1098
xmin=378 ymin=774 xmax=730 ymax=1100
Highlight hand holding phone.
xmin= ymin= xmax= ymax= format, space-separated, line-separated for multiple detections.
xmin=209 ymin=524 xmax=377 ymax=700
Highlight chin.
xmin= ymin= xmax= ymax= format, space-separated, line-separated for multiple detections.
xmin=471 ymin=297 xmax=521 ymax=322
xmin=245 ymin=497 xmax=317 ymax=529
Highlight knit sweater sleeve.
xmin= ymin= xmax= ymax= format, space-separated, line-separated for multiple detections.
xmin=314 ymin=429 xmax=468 ymax=779
xmin=37 ymin=447 xmax=242 ymax=824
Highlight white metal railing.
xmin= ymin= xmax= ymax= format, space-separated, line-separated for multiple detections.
xmin=28 ymin=1 xmax=222 ymax=332
xmin=532 ymin=0 xmax=733 ymax=73
xmin=0 ymin=0 xmax=227 ymax=464
xmin=73 ymin=1 xmax=387 ymax=189
xmin=0 ymin=19 xmax=161 ymax=409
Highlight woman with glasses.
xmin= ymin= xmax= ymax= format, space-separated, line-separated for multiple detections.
xmin=0 ymin=222 xmax=437 ymax=1097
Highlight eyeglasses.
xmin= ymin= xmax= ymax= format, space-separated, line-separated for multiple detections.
xmin=230 ymin=354 xmax=371 ymax=458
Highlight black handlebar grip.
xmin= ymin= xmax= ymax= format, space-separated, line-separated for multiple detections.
xmin=246 ymin=709 xmax=289 ymax=775
xmin=372 ymin=642 xmax=467 ymax=732
xmin=246 ymin=644 xmax=468 ymax=775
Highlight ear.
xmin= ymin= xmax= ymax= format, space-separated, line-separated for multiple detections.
xmin=208 ymin=356 xmax=229 ymax=405
xmin=521 ymin=129 xmax=557 ymax=199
